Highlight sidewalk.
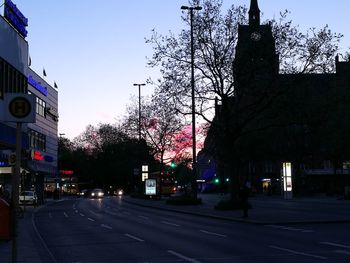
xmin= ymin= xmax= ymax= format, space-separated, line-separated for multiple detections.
xmin=124 ymin=193 xmax=350 ymax=225
xmin=0 ymin=203 xmax=54 ymax=263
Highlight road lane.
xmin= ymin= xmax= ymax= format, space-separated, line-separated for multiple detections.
xmin=32 ymin=197 xmax=350 ymax=262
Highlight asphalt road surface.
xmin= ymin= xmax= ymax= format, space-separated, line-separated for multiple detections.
xmin=32 ymin=197 xmax=350 ymax=263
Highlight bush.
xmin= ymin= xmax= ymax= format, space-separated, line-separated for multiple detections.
xmin=214 ymin=199 xmax=252 ymax=210
xmin=166 ymin=195 xmax=202 ymax=205
xmin=130 ymin=192 xmax=160 ymax=200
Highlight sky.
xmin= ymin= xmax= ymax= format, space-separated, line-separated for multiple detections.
xmin=8 ymin=0 xmax=350 ymax=139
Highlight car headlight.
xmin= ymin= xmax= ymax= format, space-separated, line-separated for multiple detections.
xmin=98 ymin=192 xmax=104 ymax=197
xmin=91 ymin=193 xmax=95 ymax=196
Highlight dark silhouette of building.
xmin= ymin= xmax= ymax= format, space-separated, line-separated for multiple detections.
xmin=203 ymin=0 xmax=350 ymax=196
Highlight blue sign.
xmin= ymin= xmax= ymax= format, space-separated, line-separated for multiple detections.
xmin=4 ymin=0 xmax=28 ymax=38
xmin=28 ymin=75 xmax=48 ymax=96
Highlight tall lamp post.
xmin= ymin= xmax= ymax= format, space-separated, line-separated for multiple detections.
xmin=181 ymin=5 xmax=202 ymax=199
xmin=133 ymin=83 xmax=146 ymax=140
xmin=58 ymin=133 xmax=65 ymax=196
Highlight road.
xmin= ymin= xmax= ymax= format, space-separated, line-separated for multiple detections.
xmin=32 ymin=196 xmax=350 ymax=263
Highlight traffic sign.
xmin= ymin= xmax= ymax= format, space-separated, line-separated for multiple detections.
xmin=8 ymin=153 xmax=16 ymax=165
xmin=1 ymin=94 xmax=36 ymax=123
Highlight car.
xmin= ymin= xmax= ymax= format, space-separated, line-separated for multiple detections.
xmin=77 ymin=189 xmax=91 ymax=198
xmin=114 ymin=189 xmax=124 ymax=196
xmin=90 ymin=188 xmax=104 ymax=198
xmin=19 ymin=191 xmax=38 ymax=205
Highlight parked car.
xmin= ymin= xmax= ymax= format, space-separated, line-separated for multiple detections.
xmin=19 ymin=191 xmax=37 ymax=205
xmin=90 ymin=188 xmax=104 ymax=198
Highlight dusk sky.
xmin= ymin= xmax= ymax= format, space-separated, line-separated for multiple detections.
xmin=10 ymin=0 xmax=350 ymax=139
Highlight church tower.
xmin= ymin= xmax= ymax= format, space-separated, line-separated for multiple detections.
xmin=234 ymin=0 xmax=279 ymax=99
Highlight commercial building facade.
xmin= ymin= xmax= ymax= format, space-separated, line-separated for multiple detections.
xmin=0 ymin=1 xmax=58 ymax=201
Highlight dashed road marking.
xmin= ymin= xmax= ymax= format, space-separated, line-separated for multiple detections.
xmin=161 ymin=221 xmax=180 ymax=227
xmin=265 ymin=225 xmax=314 ymax=233
xmin=320 ymin=242 xmax=350 ymax=249
xmin=80 ymin=213 xmax=85 ymax=217
xmin=124 ymin=233 xmax=144 ymax=242
xmin=199 ymin=230 xmax=227 ymax=237
xmin=88 ymin=218 xmax=95 ymax=222
xmin=269 ymin=245 xmax=327 ymax=260
xmin=167 ymin=250 xmax=202 ymax=263
xmin=101 ymin=224 xmax=112 ymax=229
xmin=138 ymin=215 xmax=149 ymax=220
xmin=63 ymin=212 xmax=68 ymax=218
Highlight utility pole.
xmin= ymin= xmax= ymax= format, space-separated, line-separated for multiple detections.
xmin=181 ymin=5 xmax=202 ymax=199
xmin=133 ymin=83 xmax=146 ymax=140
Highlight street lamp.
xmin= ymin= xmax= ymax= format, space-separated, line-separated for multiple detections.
xmin=133 ymin=83 xmax=146 ymax=140
xmin=181 ymin=5 xmax=202 ymax=199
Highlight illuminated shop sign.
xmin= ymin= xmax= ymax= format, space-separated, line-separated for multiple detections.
xmin=4 ymin=0 xmax=28 ymax=38
xmin=32 ymin=150 xmax=44 ymax=161
xmin=60 ymin=170 xmax=74 ymax=175
xmin=28 ymin=75 xmax=48 ymax=96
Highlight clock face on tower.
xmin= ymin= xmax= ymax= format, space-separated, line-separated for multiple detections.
xmin=250 ymin=32 xmax=261 ymax=41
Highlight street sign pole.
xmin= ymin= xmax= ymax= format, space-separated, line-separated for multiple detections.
xmin=11 ymin=122 xmax=22 ymax=263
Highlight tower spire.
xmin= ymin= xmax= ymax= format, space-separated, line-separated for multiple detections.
xmin=249 ymin=0 xmax=260 ymax=27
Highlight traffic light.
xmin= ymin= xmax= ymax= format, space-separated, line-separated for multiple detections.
xmin=170 ymin=160 xmax=176 ymax=169
xmin=214 ymin=178 xmax=220 ymax=184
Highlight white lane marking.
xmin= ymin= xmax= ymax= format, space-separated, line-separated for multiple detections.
xmin=336 ymin=250 xmax=350 ymax=255
xmin=269 ymin=245 xmax=327 ymax=260
xmin=167 ymin=250 xmax=202 ymax=263
xmin=63 ymin=212 xmax=68 ymax=218
xmin=199 ymin=230 xmax=227 ymax=238
xmin=281 ymin=227 xmax=304 ymax=231
xmin=89 ymin=210 xmax=99 ymax=216
xmin=122 ymin=211 xmax=131 ymax=215
xmin=124 ymin=233 xmax=144 ymax=242
xmin=88 ymin=218 xmax=95 ymax=222
xmin=75 ymin=210 xmax=78 ymax=213
xmin=101 ymin=224 xmax=112 ymax=229
xmin=265 ymin=225 xmax=314 ymax=233
xmin=320 ymin=242 xmax=350 ymax=249
xmin=31 ymin=212 xmax=58 ymax=263
xmin=161 ymin=221 xmax=180 ymax=227
xmin=106 ymin=211 xmax=118 ymax=216
xmin=264 ymin=225 xmax=284 ymax=228
xmin=80 ymin=213 xmax=85 ymax=217
xmin=138 ymin=215 xmax=149 ymax=220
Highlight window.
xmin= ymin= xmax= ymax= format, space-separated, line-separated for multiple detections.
xmin=28 ymin=129 xmax=46 ymax=151
xmin=36 ymin=97 xmax=46 ymax=117
xmin=0 ymin=56 xmax=27 ymax=98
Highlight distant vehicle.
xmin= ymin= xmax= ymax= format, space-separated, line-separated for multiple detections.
xmin=77 ymin=189 xmax=90 ymax=198
xmin=90 ymin=188 xmax=104 ymax=198
xmin=114 ymin=189 xmax=124 ymax=196
xmin=19 ymin=191 xmax=37 ymax=205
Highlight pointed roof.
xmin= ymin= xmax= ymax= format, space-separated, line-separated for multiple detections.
xmin=249 ymin=0 xmax=260 ymax=27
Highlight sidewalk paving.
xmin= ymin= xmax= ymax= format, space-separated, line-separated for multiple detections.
xmin=0 ymin=209 xmax=44 ymax=263
xmin=124 ymin=193 xmax=350 ymax=225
